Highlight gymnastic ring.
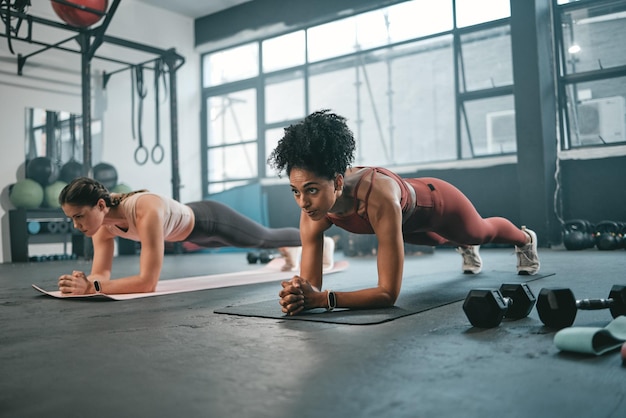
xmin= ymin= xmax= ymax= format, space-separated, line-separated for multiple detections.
xmin=151 ymin=143 xmax=164 ymax=164
xmin=134 ymin=146 xmax=149 ymax=165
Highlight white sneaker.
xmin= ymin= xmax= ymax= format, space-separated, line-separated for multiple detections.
xmin=516 ymin=226 xmax=540 ymax=275
xmin=279 ymin=246 xmax=301 ymax=272
xmin=457 ymin=245 xmax=482 ymax=274
xmin=323 ymin=236 xmax=335 ymax=271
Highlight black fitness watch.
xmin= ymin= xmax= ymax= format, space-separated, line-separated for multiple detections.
xmin=93 ymin=280 xmax=102 ymax=293
xmin=327 ymin=290 xmax=337 ymax=311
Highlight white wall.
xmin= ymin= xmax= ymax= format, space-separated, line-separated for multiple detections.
xmin=0 ymin=0 xmax=201 ymax=263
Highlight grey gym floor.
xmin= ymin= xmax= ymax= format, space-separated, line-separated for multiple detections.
xmin=1 ymin=246 xmax=625 ymax=418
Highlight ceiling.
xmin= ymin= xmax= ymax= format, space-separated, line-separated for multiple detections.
xmin=135 ymin=0 xmax=253 ymax=19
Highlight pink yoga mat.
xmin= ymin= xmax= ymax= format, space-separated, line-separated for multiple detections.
xmin=32 ymin=258 xmax=349 ymax=301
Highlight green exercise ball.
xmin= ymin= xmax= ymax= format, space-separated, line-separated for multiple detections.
xmin=111 ymin=183 xmax=132 ymax=194
xmin=44 ymin=180 xmax=68 ymax=208
xmin=10 ymin=179 xmax=44 ymax=209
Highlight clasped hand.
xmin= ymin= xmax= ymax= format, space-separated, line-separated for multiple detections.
xmin=58 ymin=270 xmax=91 ymax=295
xmin=279 ymin=276 xmax=320 ymax=316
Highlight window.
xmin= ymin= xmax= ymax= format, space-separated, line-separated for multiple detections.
xmin=455 ymin=0 xmax=510 ymax=28
xmin=265 ymin=71 xmax=305 ymax=124
xmin=460 ymin=95 xmax=517 ymax=158
xmin=458 ymin=26 xmax=513 ymax=92
xmin=262 ymin=31 xmax=305 ymax=72
xmin=201 ymin=0 xmax=523 ymax=194
xmin=457 ymin=23 xmax=515 ymax=158
xmin=557 ymin=0 xmax=626 ymax=149
xmin=205 ymin=89 xmax=258 ymax=194
xmin=561 ymin=3 xmax=626 ymax=73
xmin=307 ymin=0 xmax=452 ymax=63
xmin=207 ymin=90 xmax=257 ymax=146
xmin=203 ymin=43 xmax=259 ymax=87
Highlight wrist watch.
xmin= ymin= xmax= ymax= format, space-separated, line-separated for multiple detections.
xmin=93 ymin=280 xmax=102 ymax=293
xmin=326 ymin=290 xmax=337 ymax=311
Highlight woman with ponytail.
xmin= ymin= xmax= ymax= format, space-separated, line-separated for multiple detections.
xmin=56 ymin=177 xmax=326 ymax=295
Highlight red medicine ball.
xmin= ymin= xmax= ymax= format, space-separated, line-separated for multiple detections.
xmin=51 ymin=0 xmax=108 ymax=28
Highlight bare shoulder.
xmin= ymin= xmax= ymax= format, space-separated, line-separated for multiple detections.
xmin=134 ymin=194 xmax=166 ymax=217
xmin=349 ymin=167 xmax=401 ymax=203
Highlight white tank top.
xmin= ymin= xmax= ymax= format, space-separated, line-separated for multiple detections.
xmin=104 ymin=192 xmax=194 ymax=242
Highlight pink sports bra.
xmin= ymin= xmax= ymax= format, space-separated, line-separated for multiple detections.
xmin=326 ymin=167 xmax=414 ymax=234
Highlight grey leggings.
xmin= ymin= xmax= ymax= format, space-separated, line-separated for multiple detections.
xmin=184 ymin=200 xmax=301 ymax=249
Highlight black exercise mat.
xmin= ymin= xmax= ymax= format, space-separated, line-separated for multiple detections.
xmin=214 ymin=271 xmax=556 ymax=325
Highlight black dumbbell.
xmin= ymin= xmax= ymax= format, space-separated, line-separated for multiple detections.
xmin=246 ymin=252 xmax=260 ymax=264
xmin=463 ymin=283 xmax=536 ymax=328
xmin=536 ymin=285 xmax=626 ymax=329
xmin=247 ymin=250 xmax=276 ymax=264
xmin=258 ymin=250 xmax=276 ymax=264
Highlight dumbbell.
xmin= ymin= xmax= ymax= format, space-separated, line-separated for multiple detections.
xmin=246 ymin=252 xmax=260 ymax=264
xmin=258 ymin=251 xmax=275 ymax=263
xmin=536 ymin=285 xmax=626 ymax=329
xmin=463 ymin=283 xmax=536 ymax=328
xmin=246 ymin=250 xmax=276 ymax=264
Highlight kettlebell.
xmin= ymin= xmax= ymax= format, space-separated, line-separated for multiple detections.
xmin=246 ymin=252 xmax=260 ymax=264
xmin=583 ymin=220 xmax=597 ymax=249
xmin=619 ymin=222 xmax=626 ymax=250
xmin=595 ymin=220 xmax=620 ymax=251
xmin=563 ymin=219 xmax=591 ymax=251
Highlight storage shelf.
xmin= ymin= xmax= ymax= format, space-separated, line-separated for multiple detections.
xmin=9 ymin=208 xmax=84 ymax=262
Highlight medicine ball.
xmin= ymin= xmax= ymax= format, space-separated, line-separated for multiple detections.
xmin=10 ymin=179 xmax=44 ymax=209
xmin=44 ymin=180 xmax=68 ymax=208
xmin=26 ymin=156 xmax=58 ymax=187
xmin=51 ymin=0 xmax=108 ymax=28
xmin=59 ymin=160 xmax=83 ymax=183
xmin=93 ymin=162 xmax=118 ymax=190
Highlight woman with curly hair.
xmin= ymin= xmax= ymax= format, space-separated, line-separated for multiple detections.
xmin=56 ymin=177 xmax=331 ymax=295
xmin=268 ymin=109 xmax=540 ymax=315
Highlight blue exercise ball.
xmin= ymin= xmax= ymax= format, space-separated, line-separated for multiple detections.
xmin=10 ymin=179 xmax=44 ymax=209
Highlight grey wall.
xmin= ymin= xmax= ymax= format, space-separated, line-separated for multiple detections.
xmin=559 ymin=155 xmax=626 ymax=224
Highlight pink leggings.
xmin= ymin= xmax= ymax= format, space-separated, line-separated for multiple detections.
xmin=403 ymin=178 xmax=528 ymax=247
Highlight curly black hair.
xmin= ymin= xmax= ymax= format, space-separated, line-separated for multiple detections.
xmin=268 ymin=109 xmax=356 ymax=180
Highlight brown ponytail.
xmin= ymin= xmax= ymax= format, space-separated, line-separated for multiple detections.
xmin=110 ymin=190 xmax=149 ymax=207
xmin=59 ymin=177 xmax=148 ymax=208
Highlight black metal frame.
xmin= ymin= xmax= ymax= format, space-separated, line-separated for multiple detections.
xmin=0 ymin=0 xmax=186 ymax=200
